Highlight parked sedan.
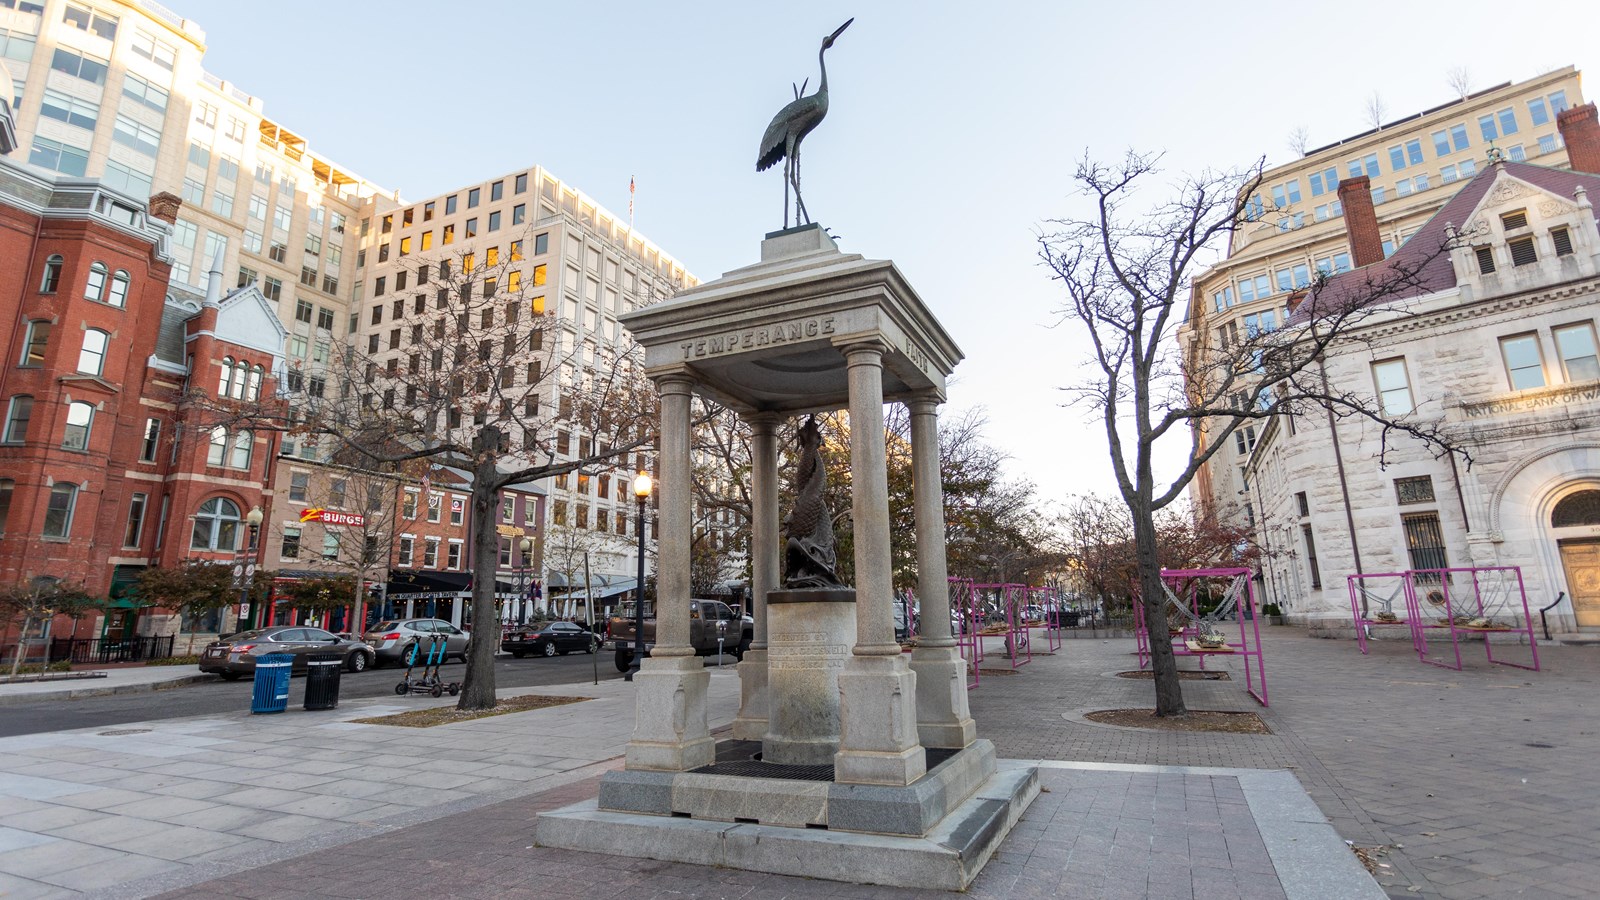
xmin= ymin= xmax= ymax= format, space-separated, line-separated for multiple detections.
xmin=361 ymin=619 xmax=470 ymax=667
xmin=199 ymin=627 xmax=374 ymax=680
xmin=502 ymin=621 xmax=598 ymax=658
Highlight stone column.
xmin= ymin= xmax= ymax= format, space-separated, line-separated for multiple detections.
xmin=834 ymin=341 xmax=927 ymax=786
xmin=732 ymin=412 xmax=781 ymax=741
xmin=906 ymin=395 xmax=977 ymax=749
xmin=624 ymin=374 xmax=714 ymax=771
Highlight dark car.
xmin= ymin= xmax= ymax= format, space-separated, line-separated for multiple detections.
xmin=199 ymin=626 xmax=375 ymax=680
xmin=502 ymin=621 xmax=598 ymax=658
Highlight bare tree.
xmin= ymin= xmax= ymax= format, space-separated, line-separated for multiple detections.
xmin=1286 ymin=125 xmax=1311 ymax=157
xmin=200 ymin=235 xmax=660 ymax=710
xmin=1446 ymin=66 xmax=1473 ymax=99
xmin=1365 ymin=92 xmax=1388 ymax=129
xmin=276 ymin=461 xmax=418 ymax=629
xmin=542 ymin=522 xmax=619 ymax=619
xmin=1038 ymin=151 xmax=1463 ymax=716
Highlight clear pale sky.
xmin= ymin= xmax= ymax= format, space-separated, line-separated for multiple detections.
xmin=174 ymin=0 xmax=1598 ymax=505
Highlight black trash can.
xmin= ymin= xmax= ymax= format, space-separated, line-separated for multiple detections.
xmin=304 ymin=651 xmax=343 ymax=710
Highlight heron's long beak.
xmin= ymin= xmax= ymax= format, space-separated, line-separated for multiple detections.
xmin=829 ymin=18 xmax=853 ymax=41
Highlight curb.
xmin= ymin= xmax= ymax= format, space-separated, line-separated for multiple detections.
xmin=0 ymin=672 xmax=216 ymax=707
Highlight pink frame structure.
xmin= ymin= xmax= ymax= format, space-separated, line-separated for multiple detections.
xmin=971 ymin=583 xmax=1032 ymax=671
xmin=1405 ymin=566 xmax=1540 ymax=672
xmin=950 ymin=577 xmax=980 ymax=690
xmin=1029 ymin=587 xmax=1064 ymax=653
xmin=1346 ymin=572 xmax=1431 ymax=655
xmin=1133 ymin=566 xmax=1268 ymax=706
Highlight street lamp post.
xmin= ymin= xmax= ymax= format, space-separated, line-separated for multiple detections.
xmin=518 ymin=537 xmax=533 ymax=624
xmin=240 ymin=505 xmax=264 ymax=629
xmin=626 ymin=472 xmax=651 ymax=682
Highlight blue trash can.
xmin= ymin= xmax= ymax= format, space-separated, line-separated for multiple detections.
xmin=251 ymin=653 xmax=293 ymax=714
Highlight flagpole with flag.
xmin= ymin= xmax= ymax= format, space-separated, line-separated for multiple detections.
xmin=628 ymin=176 xmax=635 ymax=233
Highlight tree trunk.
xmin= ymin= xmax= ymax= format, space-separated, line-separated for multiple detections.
xmin=457 ymin=448 xmax=503 ymax=711
xmin=8 ymin=614 xmax=34 ymax=680
xmin=1132 ymin=505 xmax=1187 ymax=717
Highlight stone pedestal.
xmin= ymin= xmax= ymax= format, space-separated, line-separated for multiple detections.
xmin=835 ymin=653 xmax=926 ymax=786
xmin=624 ymin=655 xmax=715 ymax=772
xmin=908 ymin=644 xmax=977 ymax=749
xmin=763 ymin=588 xmax=855 ymax=764
xmin=730 ymin=650 xmax=769 ymax=741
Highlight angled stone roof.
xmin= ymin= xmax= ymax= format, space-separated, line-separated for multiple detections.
xmin=1295 ymin=161 xmax=1600 ymax=321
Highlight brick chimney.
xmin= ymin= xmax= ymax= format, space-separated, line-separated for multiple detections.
xmin=147 ymin=191 xmax=182 ymax=224
xmin=1558 ymin=102 xmax=1600 ymax=175
xmin=1337 ymin=176 xmax=1385 ymax=268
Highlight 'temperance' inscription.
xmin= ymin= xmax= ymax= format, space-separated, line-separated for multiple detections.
xmin=681 ymin=316 xmax=836 ymax=360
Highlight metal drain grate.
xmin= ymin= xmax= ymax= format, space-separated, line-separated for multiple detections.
xmin=97 ymin=728 xmax=153 ymax=736
xmin=698 ymin=759 xmax=836 ymax=781
xmin=691 ymin=742 xmax=962 ymax=783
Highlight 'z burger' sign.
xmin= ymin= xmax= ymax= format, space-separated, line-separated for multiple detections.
xmin=299 ymin=508 xmax=366 ymax=527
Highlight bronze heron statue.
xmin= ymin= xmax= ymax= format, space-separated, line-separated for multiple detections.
xmin=757 ymin=17 xmax=852 ymax=230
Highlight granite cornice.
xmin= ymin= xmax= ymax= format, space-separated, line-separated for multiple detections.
xmin=1334 ymin=277 xmax=1600 ymax=345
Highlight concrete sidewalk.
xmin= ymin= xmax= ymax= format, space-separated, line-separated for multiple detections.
xmin=0 ymin=669 xmax=741 ymax=898
xmin=0 ymin=639 xmax=1387 ymax=900
xmin=0 ymin=667 xmax=211 ymax=707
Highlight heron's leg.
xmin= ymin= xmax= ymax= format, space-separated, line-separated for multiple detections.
xmin=782 ymin=156 xmax=791 ymax=229
xmin=792 ymin=150 xmax=809 ymax=225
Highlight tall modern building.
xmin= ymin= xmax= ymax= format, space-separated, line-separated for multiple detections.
xmin=1182 ymin=68 xmax=1585 ymax=523
xmin=355 ymin=167 xmax=699 ymax=597
xmin=1 ymin=0 xmax=396 ymax=387
xmin=2 ymin=0 xmax=722 ymax=632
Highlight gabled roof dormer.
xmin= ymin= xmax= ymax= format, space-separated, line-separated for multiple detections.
xmin=1447 ymin=164 xmax=1600 ymax=303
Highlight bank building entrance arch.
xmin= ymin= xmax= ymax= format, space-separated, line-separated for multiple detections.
xmin=1553 ymin=489 xmax=1600 ymax=627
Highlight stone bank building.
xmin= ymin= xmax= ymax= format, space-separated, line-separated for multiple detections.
xmin=1247 ymin=104 xmax=1600 ymax=632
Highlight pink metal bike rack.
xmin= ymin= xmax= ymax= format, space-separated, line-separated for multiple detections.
xmin=1407 ymin=566 xmax=1540 ymax=672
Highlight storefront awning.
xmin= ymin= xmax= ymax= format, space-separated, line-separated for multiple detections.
xmin=552 ymin=578 xmax=638 ymax=603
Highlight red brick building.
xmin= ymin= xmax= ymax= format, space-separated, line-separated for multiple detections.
xmin=0 ymin=130 xmax=286 ymax=655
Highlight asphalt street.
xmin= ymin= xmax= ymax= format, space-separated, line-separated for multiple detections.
xmin=0 ymin=650 xmax=652 ymax=738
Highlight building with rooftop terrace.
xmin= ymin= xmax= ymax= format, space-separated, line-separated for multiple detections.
xmin=1183 ymin=67 xmax=1586 ymax=526
xmin=1242 ymin=103 xmax=1600 ymax=632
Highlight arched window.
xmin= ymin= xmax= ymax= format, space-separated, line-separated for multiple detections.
xmin=246 ymin=365 xmax=263 ymax=401
xmin=84 ymin=262 xmax=108 ymax=301
xmin=77 ymin=329 xmax=109 ymax=376
xmin=20 ymin=320 xmax=50 ymax=367
xmin=1552 ymin=490 xmax=1600 ymax=528
xmin=39 ymin=255 xmax=63 ymax=293
xmin=107 ymin=270 xmax=130 ymax=308
xmin=191 ymin=497 xmax=241 ymax=551
xmin=62 ymin=401 xmax=94 ymax=450
xmin=229 ymin=429 xmax=252 ymax=470
xmin=230 ymin=359 xmax=248 ymax=399
xmin=206 ymin=426 xmax=228 ymax=466
xmin=218 ymin=357 xmax=234 ymax=396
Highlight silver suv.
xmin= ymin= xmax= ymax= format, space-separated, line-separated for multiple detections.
xmin=362 ymin=619 xmax=470 ymax=667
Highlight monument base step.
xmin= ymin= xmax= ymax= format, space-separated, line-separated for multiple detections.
xmin=535 ymin=763 xmax=1039 ymax=891
xmin=596 ymin=739 xmax=992 ymax=835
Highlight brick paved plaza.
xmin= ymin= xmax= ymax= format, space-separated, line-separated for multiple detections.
xmin=2 ymin=628 xmax=1594 ymax=898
